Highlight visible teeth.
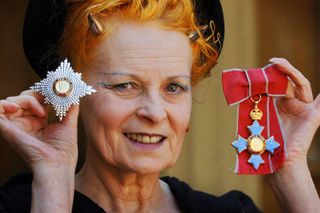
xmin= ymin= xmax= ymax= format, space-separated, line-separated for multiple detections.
xmin=126 ymin=133 xmax=163 ymax=144
xmin=137 ymin=134 xmax=142 ymax=142
xmin=132 ymin=134 xmax=137 ymax=140
xmin=150 ymin=136 xmax=161 ymax=143
xmin=142 ymin=136 xmax=150 ymax=143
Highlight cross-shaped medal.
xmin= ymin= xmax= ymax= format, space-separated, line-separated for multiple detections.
xmin=232 ymin=95 xmax=280 ymax=170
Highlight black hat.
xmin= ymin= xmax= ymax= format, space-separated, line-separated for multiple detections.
xmin=193 ymin=0 xmax=224 ymax=53
xmin=23 ymin=0 xmax=225 ymax=78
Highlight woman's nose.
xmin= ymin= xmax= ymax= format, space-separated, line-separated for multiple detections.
xmin=136 ymin=93 xmax=167 ymax=124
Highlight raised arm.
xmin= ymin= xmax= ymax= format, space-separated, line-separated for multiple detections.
xmin=267 ymin=58 xmax=320 ymax=212
xmin=0 ymin=90 xmax=79 ymax=213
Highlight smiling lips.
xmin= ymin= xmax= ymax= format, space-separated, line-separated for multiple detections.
xmin=125 ymin=133 xmax=165 ymax=144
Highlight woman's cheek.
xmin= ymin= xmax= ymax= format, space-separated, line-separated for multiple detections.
xmin=175 ymin=101 xmax=192 ymax=130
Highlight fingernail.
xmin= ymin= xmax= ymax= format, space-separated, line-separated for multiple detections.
xmin=13 ymin=103 xmax=20 ymax=110
xmin=5 ymin=101 xmax=20 ymax=109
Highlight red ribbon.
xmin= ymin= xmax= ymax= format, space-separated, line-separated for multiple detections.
xmin=222 ymin=64 xmax=288 ymax=174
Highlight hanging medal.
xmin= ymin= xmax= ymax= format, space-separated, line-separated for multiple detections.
xmin=222 ymin=64 xmax=288 ymax=175
xmin=232 ymin=95 xmax=280 ymax=170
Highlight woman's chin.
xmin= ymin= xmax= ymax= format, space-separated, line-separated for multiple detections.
xmin=123 ymin=159 xmax=171 ymax=175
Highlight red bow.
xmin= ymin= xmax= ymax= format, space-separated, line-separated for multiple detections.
xmin=222 ymin=64 xmax=288 ymax=174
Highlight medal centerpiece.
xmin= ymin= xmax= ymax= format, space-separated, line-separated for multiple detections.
xmin=53 ymin=78 xmax=73 ymax=97
xmin=232 ymin=95 xmax=280 ymax=170
xmin=30 ymin=59 xmax=96 ymax=121
xmin=247 ymin=135 xmax=266 ymax=154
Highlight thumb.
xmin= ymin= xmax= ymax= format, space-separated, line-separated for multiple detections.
xmin=61 ymin=105 xmax=80 ymax=128
xmin=314 ymin=94 xmax=320 ymax=109
xmin=45 ymin=105 xmax=80 ymax=155
xmin=315 ymin=93 xmax=320 ymax=111
xmin=313 ymin=94 xmax=320 ymax=124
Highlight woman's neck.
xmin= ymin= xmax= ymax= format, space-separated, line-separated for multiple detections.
xmin=75 ymin=149 xmax=178 ymax=212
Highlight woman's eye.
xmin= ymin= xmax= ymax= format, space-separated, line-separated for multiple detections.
xmin=97 ymin=81 xmax=140 ymax=98
xmin=166 ymin=83 xmax=190 ymax=94
xmin=167 ymin=84 xmax=179 ymax=93
xmin=113 ymin=82 xmax=135 ymax=91
xmin=104 ymin=82 xmax=141 ymax=98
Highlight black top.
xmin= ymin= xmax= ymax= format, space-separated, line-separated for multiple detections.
xmin=0 ymin=173 xmax=261 ymax=213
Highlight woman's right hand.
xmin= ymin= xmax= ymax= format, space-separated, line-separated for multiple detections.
xmin=0 ymin=90 xmax=79 ymax=171
xmin=0 ymin=90 xmax=80 ymax=212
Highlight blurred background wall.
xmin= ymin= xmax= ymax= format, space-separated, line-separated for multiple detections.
xmin=0 ymin=0 xmax=319 ymax=212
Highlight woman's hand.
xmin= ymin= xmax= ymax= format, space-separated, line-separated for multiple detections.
xmin=269 ymin=58 xmax=320 ymax=164
xmin=268 ymin=58 xmax=320 ymax=213
xmin=0 ymin=90 xmax=79 ymax=212
xmin=0 ymin=90 xmax=79 ymax=170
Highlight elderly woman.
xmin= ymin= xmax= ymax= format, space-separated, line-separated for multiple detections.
xmin=0 ymin=0 xmax=319 ymax=212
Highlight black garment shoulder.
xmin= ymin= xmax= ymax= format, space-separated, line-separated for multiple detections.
xmin=0 ymin=174 xmax=261 ymax=213
xmin=161 ymin=176 xmax=261 ymax=213
xmin=0 ymin=173 xmax=104 ymax=213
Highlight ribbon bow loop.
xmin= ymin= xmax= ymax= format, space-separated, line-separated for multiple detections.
xmin=222 ymin=64 xmax=288 ymax=106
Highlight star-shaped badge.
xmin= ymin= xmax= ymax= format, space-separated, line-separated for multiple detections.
xmin=30 ymin=59 xmax=96 ymax=121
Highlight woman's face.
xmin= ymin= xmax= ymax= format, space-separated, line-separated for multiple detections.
xmin=81 ymin=21 xmax=192 ymax=174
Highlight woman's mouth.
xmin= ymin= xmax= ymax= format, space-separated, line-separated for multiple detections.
xmin=124 ymin=133 xmax=165 ymax=144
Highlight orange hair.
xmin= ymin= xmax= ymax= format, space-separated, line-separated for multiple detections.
xmin=60 ymin=0 xmax=218 ymax=85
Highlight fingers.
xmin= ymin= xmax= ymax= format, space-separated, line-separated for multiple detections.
xmin=1 ymin=89 xmax=79 ymax=126
xmin=1 ymin=89 xmax=80 ymax=128
xmin=0 ymin=100 xmax=20 ymax=114
xmin=0 ymin=116 xmax=49 ymax=165
xmin=5 ymin=94 xmax=46 ymax=117
xmin=269 ymin=58 xmax=313 ymax=103
xmin=20 ymin=90 xmax=45 ymax=103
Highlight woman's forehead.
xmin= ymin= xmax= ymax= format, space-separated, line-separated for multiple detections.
xmin=92 ymin=21 xmax=193 ymax=74
xmin=100 ymin=22 xmax=190 ymax=54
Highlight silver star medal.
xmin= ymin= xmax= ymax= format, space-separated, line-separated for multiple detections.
xmin=232 ymin=96 xmax=280 ymax=170
xmin=30 ymin=59 xmax=96 ymax=121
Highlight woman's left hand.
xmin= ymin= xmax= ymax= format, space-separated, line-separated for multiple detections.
xmin=269 ymin=58 xmax=320 ymax=165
